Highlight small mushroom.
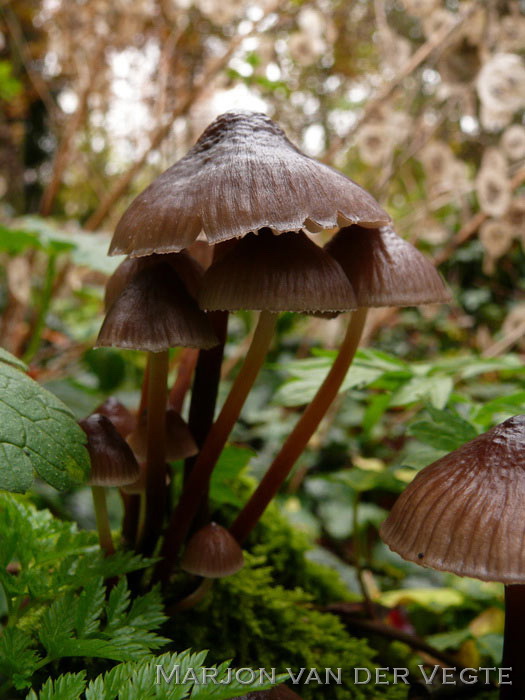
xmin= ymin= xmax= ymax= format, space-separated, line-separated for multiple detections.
xmin=380 ymin=416 xmax=525 ymax=699
xmin=109 ymin=111 xmax=390 ymax=257
xmin=181 ymin=522 xmax=244 ymax=578
xmin=80 ymin=414 xmax=141 ymax=555
xmin=127 ymin=408 xmax=198 ymax=463
xmin=94 ymin=396 xmax=136 ymax=438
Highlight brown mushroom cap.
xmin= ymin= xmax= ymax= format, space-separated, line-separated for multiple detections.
xmin=79 ymin=414 xmax=141 ymax=487
xmin=109 ymin=111 xmax=390 ymax=257
xmin=199 ymin=229 xmax=356 ymax=313
xmin=324 ymin=225 xmax=452 ymax=307
xmin=380 ymin=415 xmax=525 ymax=584
xmin=97 ymin=261 xmax=218 ymax=352
xmin=181 ymin=522 xmax=244 ymax=578
xmin=104 ymin=251 xmax=204 ymax=310
xmin=127 ymin=408 xmax=198 ymax=462
xmin=94 ymin=397 xmax=136 ymax=438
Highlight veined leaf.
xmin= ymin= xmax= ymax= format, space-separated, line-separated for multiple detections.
xmin=0 ymin=351 xmax=90 ymax=492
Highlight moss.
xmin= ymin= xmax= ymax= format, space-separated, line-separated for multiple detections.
xmin=167 ymin=502 xmax=408 ymax=699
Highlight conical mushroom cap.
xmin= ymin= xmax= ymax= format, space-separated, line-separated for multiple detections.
xmin=380 ymin=415 xmax=525 ymax=584
xmin=97 ymin=261 xmax=218 ymax=352
xmin=181 ymin=522 xmax=244 ymax=578
xmin=109 ymin=111 xmax=390 ymax=257
xmin=94 ymin=397 xmax=136 ymax=438
xmin=324 ymin=225 xmax=451 ymax=307
xmin=104 ymin=251 xmax=204 ymax=310
xmin=127 ymin=408 xmax=198 ymax=462
xmin=199 ymin=229 xmax=356 ymax=313
xmin=79 ymin=414 xmax=140 ymax=487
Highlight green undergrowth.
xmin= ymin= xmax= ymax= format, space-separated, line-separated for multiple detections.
xmin=167 ymin=501 xmax=408 ymax=700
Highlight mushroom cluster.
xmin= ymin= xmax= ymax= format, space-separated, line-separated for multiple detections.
xmin=381 ymin=416 xmax=525 ymax=698
xmin=91 ymin=110 xmax=450 ymax=589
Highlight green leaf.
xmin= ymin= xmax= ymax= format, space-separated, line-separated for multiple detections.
xmin=477 ymin=633 xmax=504 ymax=663
xmin=409 ymin=406 xmax=478 ymax=452
xmin=391 ymin=375 xmax=453 ymax=409
xmin=426 ymin=628 xmax=472 ymax=651
xmin=75 ymin=578 xmax=105 ymax=638
xmin=0 ymin=348 xmax=27 ymax=370
xmin=0 ymin=358 xmax=90 ymax=492
xmin=210 ymin=446 xmax=255 ymax=507
xmin=0 ymin=628 xmax=41 ymax=689
xmin=27 ymin=672 xmax=87 ymax=700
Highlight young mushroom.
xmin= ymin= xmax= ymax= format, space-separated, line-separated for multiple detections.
xmin=181 ymin=522 xmax=244 ymax=578
xmin=380 ymin=415 xmax=525 ymax=699
xmin=80 ymin=413 xmax=140 ymax=555
xmin=97 ymin=254 xmax=218 ymax=556
xmin=230 ymin=225 xmax=451 ymax=544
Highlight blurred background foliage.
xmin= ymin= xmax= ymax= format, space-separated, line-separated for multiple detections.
xmin=1 ymin=0 xmax=525 ymax=692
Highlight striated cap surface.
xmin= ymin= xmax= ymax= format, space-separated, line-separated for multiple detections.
xmin=109 ymin=112 xmax=390 ymax=257
xmin=324 ymin=225 xmax=451 ymax=307
xmin=97 ymin=261 xmax=218 ymax=352
xmin=181 ymin=522 xmax=244 ymax=578
xmin=80 ymin=413 xmax=140 ymax=487
xmin=381 ymin=415 xmax=525 ymax=583
xmin=199 ymin=229 xmax=356 ymax=313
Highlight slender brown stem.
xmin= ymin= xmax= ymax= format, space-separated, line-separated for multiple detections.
xmin=170 ymin=578 xmax=214 ymax=613
xmin=91 ymin=486 xmax=115 ymax=556
xmin=230 ymin=307 xmax=368 ymax=543
xmin=169 ymin=348 xmax=199 ymax=413
xmin=184 ymin=311 xmax=228 ymax=483
xmin=138 ymin=350 xmax=169 ymax=556
xmin=501 ymin=584 xmax=525 ymax=699
xmin=156 ymin=310 xmax=278 ymax=583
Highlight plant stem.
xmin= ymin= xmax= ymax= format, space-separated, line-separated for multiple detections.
xmin=156 ymin=310 xmax=278 ymax=583
xmin=169 ymin=348 xmax=199 ymax=413
xmin=183 ymin=311 xmax=228 ymax=483
xmin=91 ymin=486 xmax=115 ymax=556
xmin=230 ymin=307 xmax=368 ymax=543
xmin=23 ymin=253 xmax=56 ymax=363
xmin=501 ymin=584 xmax=525 ymax=699
xmin=138 ymin=349 xmax=169 ymax=556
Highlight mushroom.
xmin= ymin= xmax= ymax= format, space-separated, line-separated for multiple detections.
xmin=157 ymin=229 xmax=356 ymax=579
xmin=181 ymin=522 xmax=244 ymax=578
xmin=80 ymin=413 xmax=140 ymax=555
xmin=108 ymin=111 xmax=390 ymax=257
xmin=230 ymin=224 xmax=451 ymax=544
xmin=96 ymin=254 xmax=218 ymax=555
xmin=380 ymin=415 xmax=525 ymax=699
xmin=126 ymin=407 xmax=198 ymax=463
xmin=94 ymin=396 xmax=136 ymax=438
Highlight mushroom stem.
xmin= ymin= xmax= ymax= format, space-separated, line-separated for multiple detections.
xmin=91 ymin=485 xmax=115 ymax=556
xmin=230 ymin=307 xmax=368 ymax=543
xmin=169 ymin=348 xmax=200 ymax=413
xmin=184 ymin=311 xmax=228 ymax=483
xmin=156 ymin=310 xmax=278 ymax=582
xmin=138 ymin=349 xmax=169 ymax=555
xmin=501 ymin=584 xmax=525 ymax=699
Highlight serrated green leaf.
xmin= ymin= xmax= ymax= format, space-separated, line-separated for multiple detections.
xmin=409 ymin=406 xmax=478 ymax=452
xmin=106 ymin=578 xmax=131 ymax=631
xmin=0 ymin=361 xmax=90 ymax=492
xmin=28 ymin=672 xmax=87 ymax=700
xmin=75 ymin=578 xmax=105 ymax=638
xmin=0 ymin=627 xmax=41 ymax=688
xmin=0 ymin=348 xmax=27 ymax=370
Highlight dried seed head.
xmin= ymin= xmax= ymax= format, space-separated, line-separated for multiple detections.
xmin=127 ymin=408 xmax=198 ymax=462
xmin=501 ymin=124 xmax=525 ymax=161
xmin=97 ymin=261 xmax=218 ymax=352
xmin=381 ymin=416 xmax=525 ymax=583
xmin=477 ymin=53 xmax=525 ymax=114
xmin=479 ymin=219 xmax=514 ymax=260
xmin=199 ymin=229 xmax=356 ymax=314
xmin=181 ymin=522 xmax=244 ymax=578
xmin=476 ymin=168 xmax=511 ymax=218
xmin=109 ymin=111 xmax=390 ymax=257
xmin=80 ymin=414 xmax=140 ymax=487
xmin=324 ymin=225 xmax=451 ymax=308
